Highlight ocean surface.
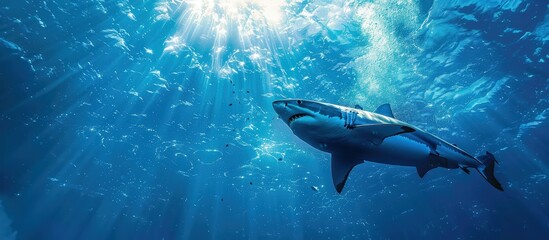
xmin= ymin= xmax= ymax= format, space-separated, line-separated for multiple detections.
xmin=1 ymin=0 xmax=548 ymax=239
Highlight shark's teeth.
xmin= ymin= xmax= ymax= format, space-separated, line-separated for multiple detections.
xmin=288 ymin=114 xmax=308 ymax=124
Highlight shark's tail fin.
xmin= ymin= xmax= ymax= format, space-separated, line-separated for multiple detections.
xmin=476 ymin=151 xmax=504 ymax=191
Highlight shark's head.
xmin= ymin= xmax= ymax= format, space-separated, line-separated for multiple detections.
xmin=272 ymin=99 xmax=320 ymax=126
xmin=272 ymin=99 xmax=351 ymax=149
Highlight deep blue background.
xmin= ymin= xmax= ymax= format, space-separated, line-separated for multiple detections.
xmin=1 ymin=0 xmax=548 ymax=239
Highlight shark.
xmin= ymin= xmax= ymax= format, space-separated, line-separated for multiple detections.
xmin=272 ymin=99 xmax=503 ymax=193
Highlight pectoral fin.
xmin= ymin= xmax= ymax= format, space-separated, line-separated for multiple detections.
xmin=352 ymin=124 xmax=415 ymax=145
xmin=331 ymin=153 xmax=364 ymax=193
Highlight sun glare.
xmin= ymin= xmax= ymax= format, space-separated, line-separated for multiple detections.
xmin=158 ymin=0 xmax=289 ymax=85
xmin=184 ymin=0 xmax=286 ymax=25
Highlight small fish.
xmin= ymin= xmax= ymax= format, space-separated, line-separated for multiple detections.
xmin=311 ymin=186 xmax=319 ymax=192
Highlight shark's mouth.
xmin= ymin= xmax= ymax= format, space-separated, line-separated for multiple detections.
xmin=288 ymin=114 xmax=310 ymax=125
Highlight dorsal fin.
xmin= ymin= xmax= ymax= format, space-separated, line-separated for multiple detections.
xmin=375 ymin=103 xmax=394 ymax=118
xmin=354 ymin=104 xmax=363 ymax=110
xmin=331 ymin=153 xmax=363 ymax=193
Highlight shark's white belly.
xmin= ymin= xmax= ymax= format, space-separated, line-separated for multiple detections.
xmin=360 ymin=134 xmax=481 ymax=168
xmin=362 ymin=135 xmax=431 ymax=167
xmin=290 ymin=114 xmax=480 ymax=168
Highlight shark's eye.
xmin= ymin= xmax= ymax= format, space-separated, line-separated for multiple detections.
xmin=297 ymin=100 xmax=303 ymax=104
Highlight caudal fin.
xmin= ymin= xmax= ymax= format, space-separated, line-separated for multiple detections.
xmin=476 ymin=152 xmax=504 ymax=191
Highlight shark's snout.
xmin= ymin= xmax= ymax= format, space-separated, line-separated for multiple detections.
xmin=272 ymin=100 xmax=286 ymax=113
xmin=272 ymin=100 xmax=291 ymax=122
xmin=273 ymin=99 xmax=318 ymax=127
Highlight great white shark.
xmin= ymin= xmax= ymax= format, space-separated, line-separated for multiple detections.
xmin=272 ymin=99 xmax=503 ymax=193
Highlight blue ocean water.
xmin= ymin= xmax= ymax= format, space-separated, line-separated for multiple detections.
xmin=1 ymin=0 xmax=548 ymax=239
